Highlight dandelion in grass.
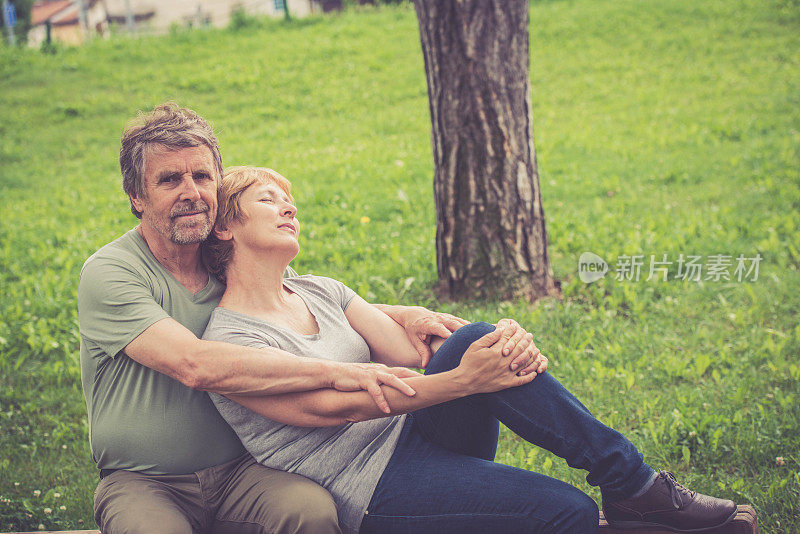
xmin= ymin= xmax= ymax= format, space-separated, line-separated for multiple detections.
xmin=776 ymin=456 xmax=785 ymax=466
xmin=360 ymin=216 xmax=371 ymax=224
xmin=44 ymin=507 xmax=52 ymax=514
xmin=59 ymin=505 xmax=66 ymax=511
xmin=33 ymin=490 xmax=40 ymax=497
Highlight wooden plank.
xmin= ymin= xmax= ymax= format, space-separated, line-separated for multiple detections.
xmin=2 ymin=506 xmax=757 ymax=534
xmin=600 ymin=505 xmax=758 ymax=534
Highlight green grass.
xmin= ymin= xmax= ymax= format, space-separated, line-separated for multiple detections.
xmin=1 ymin=0 xmax=799 ymax=531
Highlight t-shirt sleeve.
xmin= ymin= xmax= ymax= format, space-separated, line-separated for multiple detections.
xmin=78 ymin=255 xmax=170 ymax=359
xmin=202 ymin=314 xmax=280 ymax=350
xmin=310 ymin=276 xmax=358 ymax=311
xmin=284 ymin=265 xmax=299 ymax=278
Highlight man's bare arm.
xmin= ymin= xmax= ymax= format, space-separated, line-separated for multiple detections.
xmin=123 ymin=317 xmax=417 ymax=412
xmin=229 ymin=327 xmax=538 ymax=427
xmin=229 ymin=372 xmax=459 ymax=426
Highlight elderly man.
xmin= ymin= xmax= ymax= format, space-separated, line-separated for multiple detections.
xmin=79 ymin=103 xmax=503 ymax=533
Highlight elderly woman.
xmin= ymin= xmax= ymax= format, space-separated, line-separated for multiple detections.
xmin=201 ymin=166 xmax=736 ymax=534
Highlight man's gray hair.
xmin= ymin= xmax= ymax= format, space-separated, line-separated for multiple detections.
xmin=120 ymin=102 xmax=224 ymax=218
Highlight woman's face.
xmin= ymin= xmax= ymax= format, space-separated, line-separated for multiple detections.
xmin=228 ymin=181 xmax=299 ymax=257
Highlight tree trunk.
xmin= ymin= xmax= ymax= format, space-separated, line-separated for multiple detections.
xmin=414 ymin=0 xmax=560 ymax=301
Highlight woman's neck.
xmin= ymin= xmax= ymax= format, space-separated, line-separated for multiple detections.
xmin=219 ymin=251 xmax=292 ymax=313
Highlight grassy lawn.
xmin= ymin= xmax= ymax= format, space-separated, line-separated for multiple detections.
xmin=1 ymin=0 xmax=798 ymax=531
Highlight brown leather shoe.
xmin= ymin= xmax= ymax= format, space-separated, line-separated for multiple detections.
xmin=602 ymin=471 xmax=737 ymax=532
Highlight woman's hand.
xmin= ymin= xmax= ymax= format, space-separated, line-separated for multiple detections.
xmin=495 ymin=319 xmax=548 ymax=376
xmin=453 ymin=328 xmax=537 ymax=395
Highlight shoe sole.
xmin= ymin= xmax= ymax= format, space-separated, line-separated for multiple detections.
xmin=605 ymin=507 xmax=739 ymax=533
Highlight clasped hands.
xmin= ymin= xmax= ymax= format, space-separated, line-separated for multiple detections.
xmin=453 ymin=321 xmax=548 ymax=395
xmin=492 ymin=318 xmax=549 ymax=377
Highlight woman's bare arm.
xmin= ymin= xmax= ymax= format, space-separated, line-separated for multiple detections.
xmin=345 ymin=295 xmax=424 ymax=367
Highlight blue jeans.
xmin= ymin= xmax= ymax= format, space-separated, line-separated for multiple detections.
xmin=360 ymin=322 xmax=654 ymax=534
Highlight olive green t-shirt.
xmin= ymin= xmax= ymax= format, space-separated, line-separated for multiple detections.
xmin=78 ymin=228 xmax=296 ymax=475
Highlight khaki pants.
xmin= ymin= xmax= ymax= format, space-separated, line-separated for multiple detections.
xmin=93 ymin=454 xmax=341 ymax=534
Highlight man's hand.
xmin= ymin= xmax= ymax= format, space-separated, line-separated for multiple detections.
xmin=328 ymin=362 xmax=420 ymax=414
xmin=397 ymin=306 xmax=469 ymax=368
xmin=495 ymin=319 xmax=549 ymax=376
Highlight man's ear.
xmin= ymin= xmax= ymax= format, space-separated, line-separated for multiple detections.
xmin=214 ymin=225 xmax=233 ymax=241
xmin=130 ymin=194 xmax=145 ymax=214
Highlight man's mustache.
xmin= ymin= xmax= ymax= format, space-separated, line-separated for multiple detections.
xmin=171 ymin=201 xmax=211 ymax=218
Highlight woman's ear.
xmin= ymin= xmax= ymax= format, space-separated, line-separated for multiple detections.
xmin=214 ymin=225 xmax=233 ymax=241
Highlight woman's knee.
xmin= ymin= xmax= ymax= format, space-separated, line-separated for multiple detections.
xmin=427 ymin=322 xmax=496 ymax=373
xmin=453 ymin=321 xmax=496 ymax=341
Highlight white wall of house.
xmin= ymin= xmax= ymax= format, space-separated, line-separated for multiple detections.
xmin=28 ymin=24 xmax=46 ymax=47
xmin=130 ymin=0 xmax=319 ymax=34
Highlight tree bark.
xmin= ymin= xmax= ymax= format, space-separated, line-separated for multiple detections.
xmin=414 ymin=0 xmax=560 ymax=301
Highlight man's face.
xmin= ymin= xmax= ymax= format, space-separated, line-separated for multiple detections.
xmin=132 ymin=145 xmax=218 ymax=246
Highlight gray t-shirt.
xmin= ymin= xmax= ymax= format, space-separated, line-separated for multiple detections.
xmin=203 ymin=275 xmax=407 ymax=534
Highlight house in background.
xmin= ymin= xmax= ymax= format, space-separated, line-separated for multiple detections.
xmin=112 ymin=0 xmax=339 ymax=34
xmin=28 ymin=0 xmax=108 ymax=47
xmin=26 ymin=0 xmax=339 ymax=46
